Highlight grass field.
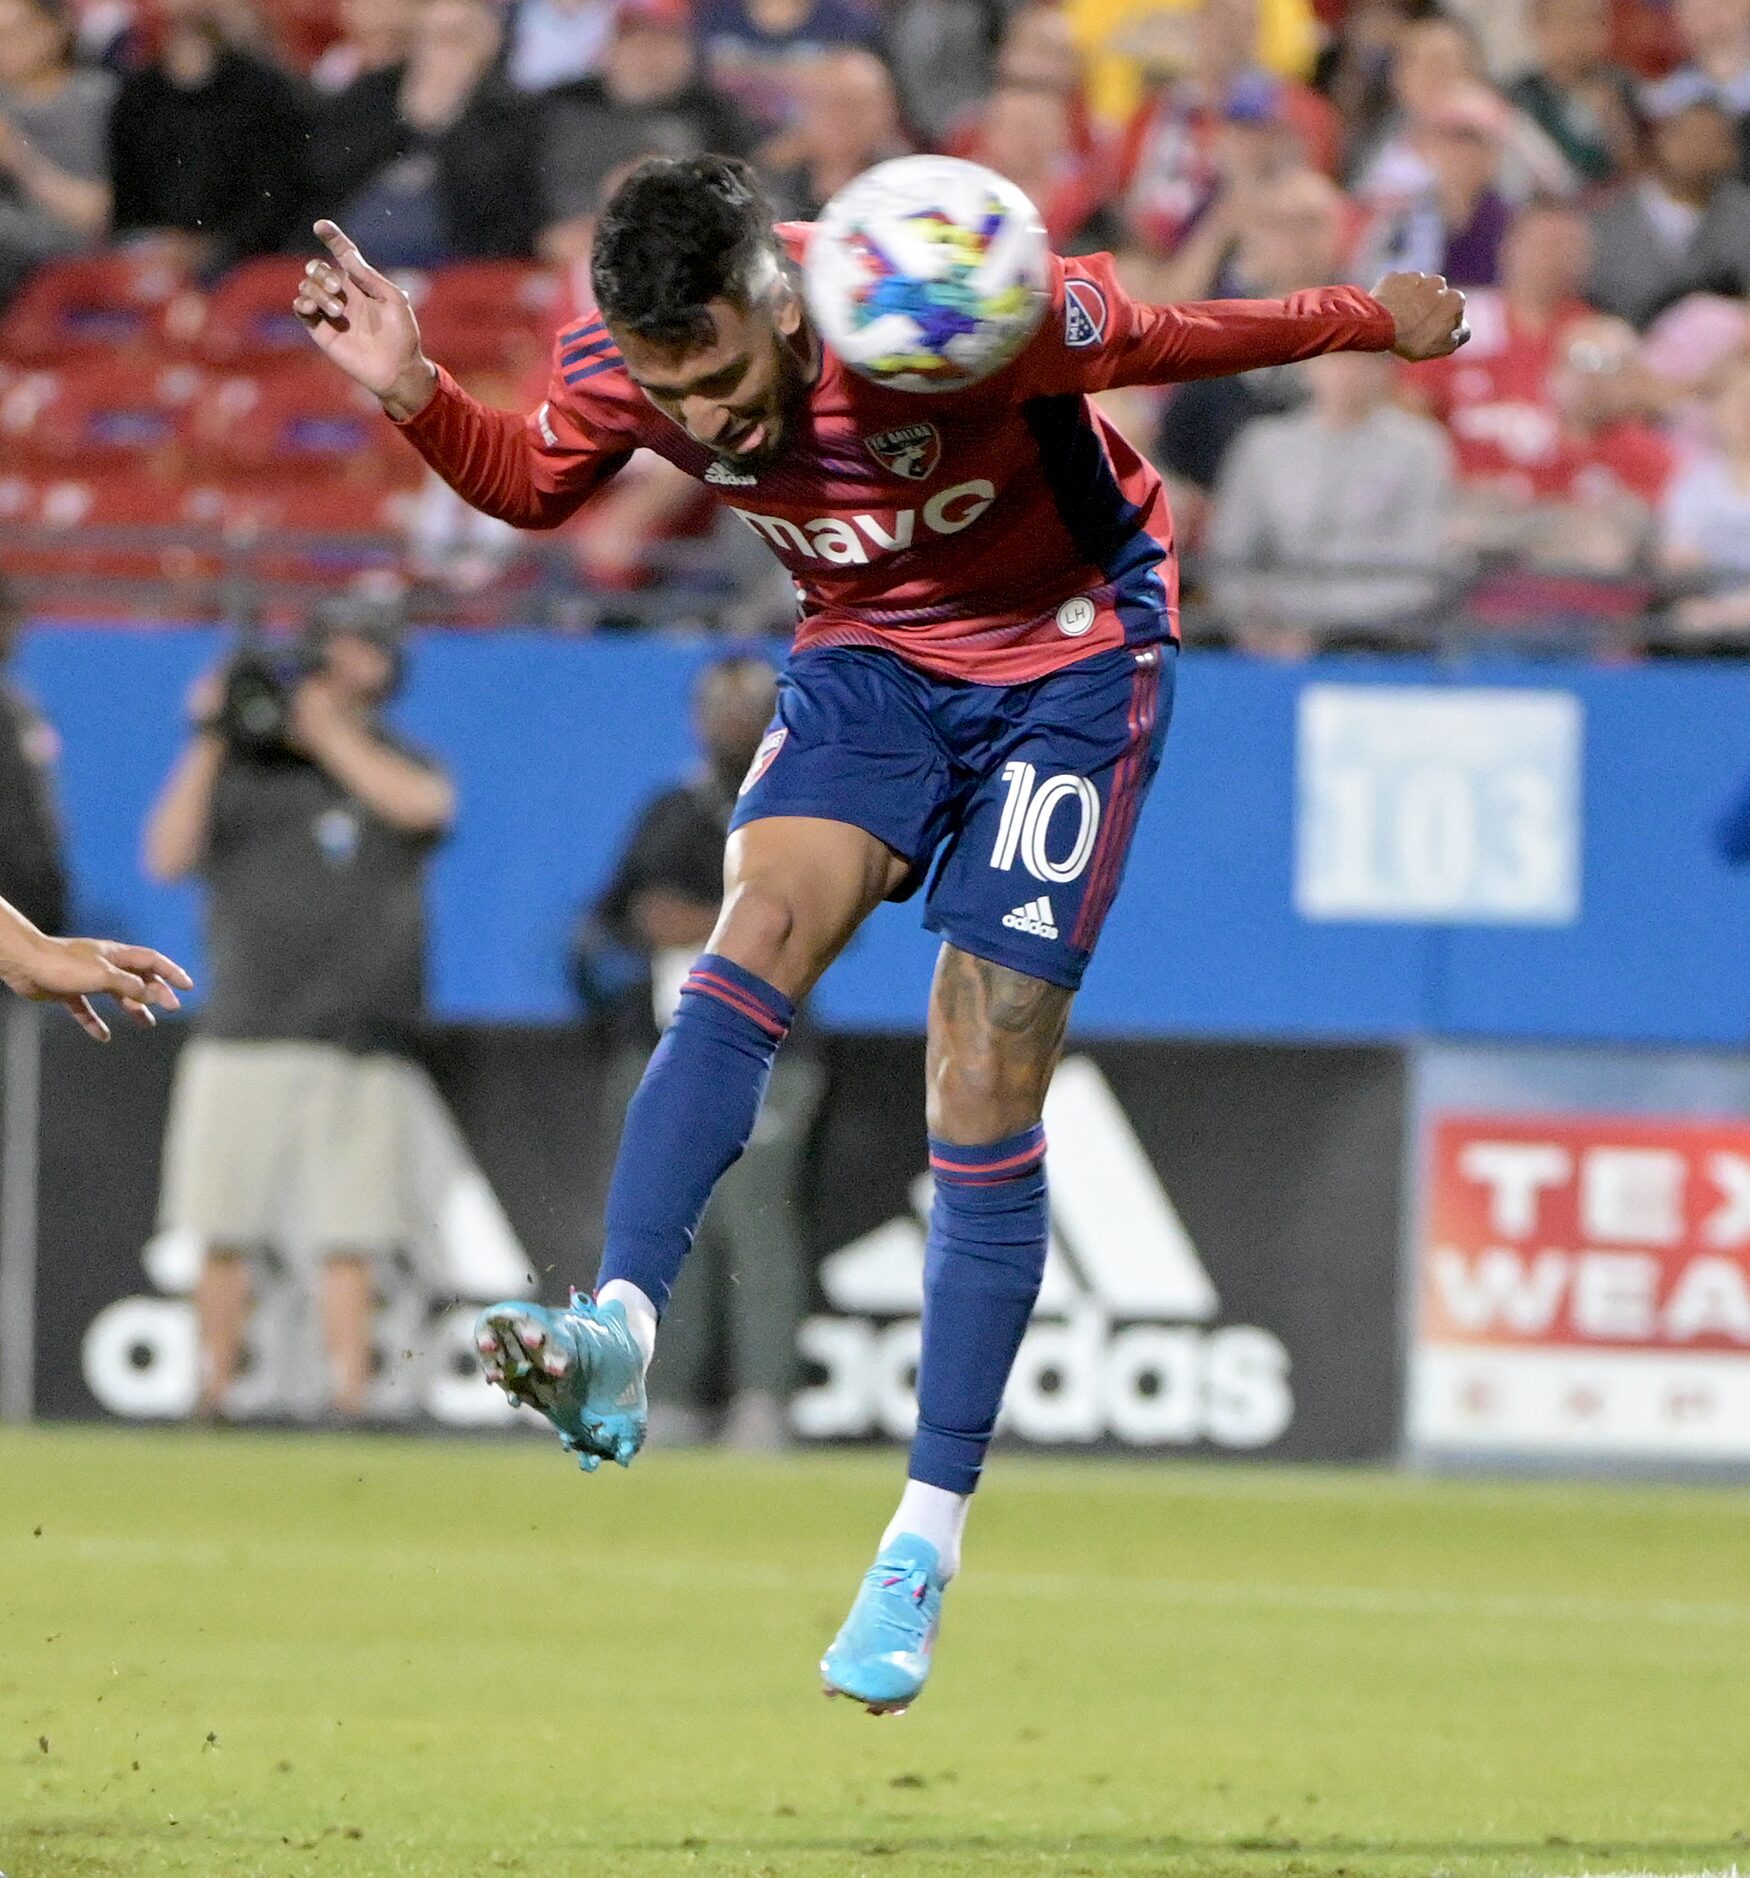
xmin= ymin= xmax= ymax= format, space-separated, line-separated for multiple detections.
xmin=2 ymin=1427 xmax=1747 ymax=1878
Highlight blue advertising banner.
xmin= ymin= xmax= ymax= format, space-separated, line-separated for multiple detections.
xmin=20 ymin=631 xmax=1750 ymax=1044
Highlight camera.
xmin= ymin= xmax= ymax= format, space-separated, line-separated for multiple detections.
xmin=218 ymin=642 xmax=320 ymax=756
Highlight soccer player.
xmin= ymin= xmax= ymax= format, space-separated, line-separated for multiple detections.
xmin=0 ymin=895 xmax=191 ymax=1040
xmin=293 ymin=155 xmax=1466 ymax=1713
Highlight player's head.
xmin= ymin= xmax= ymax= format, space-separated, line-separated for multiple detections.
xmin=591 ymin=155 xmax=811 ymax=467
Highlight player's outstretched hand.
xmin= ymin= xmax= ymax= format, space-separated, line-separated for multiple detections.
xmin=0 ymin=926 xmax=193 ymax=1043
xmin=293 ymin=219 xmax=438 ymax=420
xmin=1369 ymin=271 xmax=1470 ymax=362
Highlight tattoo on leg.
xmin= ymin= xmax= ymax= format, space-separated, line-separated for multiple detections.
xmin=930 ymin=945 xmax=1072 ymax=1090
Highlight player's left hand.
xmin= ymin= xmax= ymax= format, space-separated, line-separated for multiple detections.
xmin=1 ymin=935 xmax=192 ymax=1042
xmin=1370 ymin=271 xmax=1470 ymax=362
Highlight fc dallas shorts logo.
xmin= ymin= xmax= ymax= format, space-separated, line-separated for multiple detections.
xmin=864 ymin=423 xmax=941 ymax=482
xmin=739 ymin=726 xmax=788 ymax=796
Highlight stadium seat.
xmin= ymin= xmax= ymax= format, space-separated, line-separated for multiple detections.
xmin=186 ymin=362 xmax=419 ymax=485
xmin=0 ymin=361 xmax=202 ymax=470
xmin=0 ymin=251 xmax=189 ymax=363
xmin=407 ymin=261 xmax=561 ymax=376
xmin=0 ymin=469 xmax=227 ymax=586
xmin=220 ymin=482 xmax=417 ymax=588
xmin=177 ymin=256 xmax=311 ymax=367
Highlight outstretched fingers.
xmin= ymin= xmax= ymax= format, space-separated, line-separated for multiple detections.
xmin=61 ymin=995 xmax=110 ymax=1043
xmin=109 ymin=944 xmax=192 ymax=994
xmin=313 ymin=219 xmax=392 ymax=301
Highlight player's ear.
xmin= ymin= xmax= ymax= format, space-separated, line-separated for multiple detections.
xmin=772 ymin=277 xmax=804 ymax=340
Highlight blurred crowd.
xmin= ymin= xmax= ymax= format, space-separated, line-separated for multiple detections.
xmin=4 ymin=0 xmax=1750 ymax=645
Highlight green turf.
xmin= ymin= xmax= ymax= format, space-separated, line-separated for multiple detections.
xmin=1 ymin=1427 xmax=1746 ymax=1878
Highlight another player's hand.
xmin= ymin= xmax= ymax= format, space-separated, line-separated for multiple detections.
xmin=1370 ymin=271 xmax=1470 ymax=362
xmin=294 ymin=219 xmax=437 ymax=420
xmin=1 ymin=934 xmax=193 ymax=1042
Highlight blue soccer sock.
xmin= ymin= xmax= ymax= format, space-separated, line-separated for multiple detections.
xmin=907 ymin=1125 xmax=1049 ymax=1503
xmin=597 ymin=953 xmax=793 ymax=1316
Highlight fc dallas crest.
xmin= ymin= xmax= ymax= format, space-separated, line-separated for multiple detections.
xmin=865 ymin=423 xmax=941 ymax=482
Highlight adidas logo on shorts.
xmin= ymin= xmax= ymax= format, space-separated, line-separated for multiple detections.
xmin=1002 ymin=895 xmax=1059 ymax=940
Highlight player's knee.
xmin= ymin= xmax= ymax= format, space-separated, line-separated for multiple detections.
xmin=926 ymin=1041 xmax=1047 ymax=1144
xmin=711 ymin=879 xmax=802 ymax=984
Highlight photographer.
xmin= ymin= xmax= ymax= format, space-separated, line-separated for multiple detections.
xmin=143 ymin=600 xmax=455 ymax=1421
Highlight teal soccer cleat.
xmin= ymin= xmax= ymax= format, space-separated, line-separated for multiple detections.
xmin=820 ymin=1534 xmax=946 ymax=1716
xmin=475 ymin=1292 xmax=647 ymax=1471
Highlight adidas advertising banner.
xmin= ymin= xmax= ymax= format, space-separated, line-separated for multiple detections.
xmin=799 ymin=1036 xmax=1407 ymax=1462
xmin=12 ymin=1023 xmax=1406 ymax=1460
xmin=1408 ymin=1047 xmax=1750 ymax=1466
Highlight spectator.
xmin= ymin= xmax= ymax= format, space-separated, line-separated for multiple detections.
xmin=108 ymin=0 xmax=309 ymax=274
xmin=1114 ymin=0 xmax=1338 ymax=257
xmin=308 ymin=0 xmax=540 ymax=268
xmin=1588 ymin=96 xmax=1750 ymax=326
xmin=1068 ymin=0 xmax=1323 ymax=131
xmin=1450 ymin=313 xmax=1676 ymax=568
xmin=1357 ymin=80 xmax=1515 ymax=284
xmin=1643 ymin=0 xmax=1750 ymax=179
xmin=1206 ymin=350 xmax=1455 ymax=649
xmin=697 ymin=0 xmax=879 ymax=140
xmin=537 ymin=0 xmax=751 ymax=250
xmin=571 ymin=655 xmax=823 ymax=1449
xmin=1314 ymin=0 xmax=1432 ymax=175
xmin=764 ymin=46 xmax=908 ymax=222
xmin=1152 ymin=166 xmax=1353 ymax=504
xmin=143 ymin=601 xmax=456 ymax=1423
xmin=967 ymin=80 xmax=1115 ymax=250
xmin=882 ymin=0 xmax=998 ymax=147
xmin=309 ymin=0 xmax=414 ymax=92
xmin=942 ymin=2 xmax=1102 ymax=171
xmin=504 ymin=0 xmax=614 ymax=93
xmin=1351 ymin=14 xmax=1578 ymax=205
xmin=0 ymin=0 xmax=114 ymax=307
xmin=0 ymin=576 xmax=67 ymax=938
xmin=1661 ymin=353 xmax=1750 ymax=635
xmin=1402 ymin=197 xmax=1596 ymax=484
xmin=1508 ymin=0 xmax=1639 ymax=183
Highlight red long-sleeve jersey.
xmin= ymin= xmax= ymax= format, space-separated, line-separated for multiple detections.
xmin=395 ymin=236 xmax=1394 ymax=683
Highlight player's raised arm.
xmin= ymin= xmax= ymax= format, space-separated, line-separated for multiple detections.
xmin=1028 ymin=252 xmax=1469 ymax=395
xmin=293 ymin=220 xmax=630 ymax=529
xmin=0 ymin=896 xmax=192 ymax=1042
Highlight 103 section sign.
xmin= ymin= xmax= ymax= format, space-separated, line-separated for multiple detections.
xmin=1410 ymin=1113 xmax=1750 ymax=1461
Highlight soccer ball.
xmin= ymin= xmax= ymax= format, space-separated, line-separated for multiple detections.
xmin=805 ymin=155 xmax=1050 ymax=395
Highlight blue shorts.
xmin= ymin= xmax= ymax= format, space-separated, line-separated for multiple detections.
xmin=729 ymin=643 xmax=1176 ymax=990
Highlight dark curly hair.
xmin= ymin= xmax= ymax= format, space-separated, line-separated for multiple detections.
xmin=591 ymin=155 xmax=783 ymax=351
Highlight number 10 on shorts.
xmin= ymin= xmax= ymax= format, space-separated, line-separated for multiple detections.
xmin=991 ymin=761 xmax=1102 ymax=885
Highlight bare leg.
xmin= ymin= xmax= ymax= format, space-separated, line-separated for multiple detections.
xmin=194 ymin=1246 xmax=251 ymax=1418
xmin=925 ymin=945 xmax=1071 ymax=1144
xmin=318 ymin=1253 xmax=376 ymax=1418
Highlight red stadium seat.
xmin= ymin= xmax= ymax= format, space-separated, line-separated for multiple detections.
xmin=0 ymin=251 xmax=189 ymax=363
xmin=0 ymin=361 xmax=203 ymax=470
xmin=186 ymin=362 xmax=418 ymax=485
xmin=0 ymin=469 xmax=227 ymax=585
xmin=408 ymin=261 xmax=561 ymax=376
xmin=177 ymin=256 xmax=311 ymax=367
xmin=220 ymin=482 xmax=415 ymax=587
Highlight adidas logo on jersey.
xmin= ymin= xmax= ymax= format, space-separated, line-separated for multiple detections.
xmin=1003 ymin=895 xmax=1058 ymax=939
xmin=705 ymin=458 xmax=759 ymax=486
